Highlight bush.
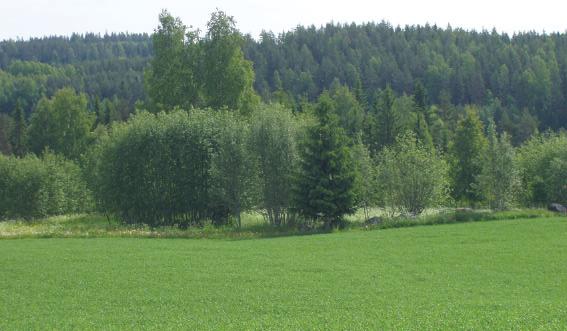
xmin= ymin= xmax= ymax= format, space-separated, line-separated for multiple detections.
xmin=249 ymin=104 xmax=300 ymax=225
xmin=89 ymin=109 xmax=259 ymax=227
xmin=474 ymin=122 xmax=520 ymax=210
xmin=0 ymin=153 xmax=92 ymax=220
xmin=89 ymin=110 xmax=214 ymax=226
xmin=376 ymin=132 xmax=450 ymax=215
xmin=517 ymin=133 xmax=567 ymax=206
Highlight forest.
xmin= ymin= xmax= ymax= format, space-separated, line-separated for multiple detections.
xmin=1 ymin=10 xmax=567 ymax=227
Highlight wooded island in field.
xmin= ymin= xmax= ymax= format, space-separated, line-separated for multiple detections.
xmin=1 ymin=6 xmax=567 ymax=330
xmin=1 ymin=10 xmax=566 ymax=226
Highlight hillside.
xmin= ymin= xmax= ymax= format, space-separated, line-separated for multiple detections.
xmin=1 ymin=23 xmax=567 ymax=132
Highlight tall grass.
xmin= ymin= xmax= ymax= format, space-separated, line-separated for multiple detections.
xmin=0 ymin=209 xmax=559 ymax=240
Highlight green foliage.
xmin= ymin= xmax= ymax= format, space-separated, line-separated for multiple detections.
xmin=450 ymin=107 xmax=487 ymax=204
xmin=249 ymin=104 xmax=300 ymax=225
xmin=365 ymin=85 xmax=402 ymax=154
xmin=90 ymin=110 xmax=218 ymax=226
xmin=294 ymin=93 xmax=356 ymax=226
xmin=11 ymin=100 xmax=27 ymax=157
xmin=144 ymin=10 xmax=259 ymax=114
xmin=28 ymin=88 xmax=95 ymax=159
xmin=0 ymin=113 xmax=14 ymax=155
xmin=203 ymin=10 xmax=259 ymax=113
xmin=209 ymin=112 xmax=255 ymax=227
xmin=376 ymin=132 xmax=450 ymax=215
xmin=474 ymin=121 xmax=520 ymax=210
xmin=329 ymin=80 xmax=364 ymax=139
xmin=0 ymin=153 xmax=92 ymax=220
xmin=369 ymin=209 xmax=556 ymax=230
xmin=414 ymin=112 xmax=433 ymax=148
xmin=517 ymin=133 xmax=567 ymax=206
xmin=144 ymin=10 xmax=201 ymax=111
xmin=351 ymin=140 xmax=377 ymax=220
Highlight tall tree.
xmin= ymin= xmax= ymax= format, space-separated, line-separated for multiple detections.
xmin=329 ymin=80 xmax=364 ymax=140
xmin=450 ymin=107 xmax=487 ymax=204
xmin=203 ymin=10 xmax=259 ymax=112
xmin=144 ymin=10 xmax=201 ymax=111
xmin=250 ymin=104 xmax=299 ymax=226
xmin=28 ymin=88 xmax=95 ymax=159
xmin=11 ymin=100 xmax=27 ymax=157
xmin=0 ymin=114 xmax=13 ymax=155
xmin=210 ymin=112 xmax=255 ymax=228
xmin=375 ymin=85 xmax=400 ymax=150
xmin=474 ymin=120 xmax=519 ymax=210
xmin=293 ymin=92 xmax=356 ymax=227
xmin=414 ymin=112 xmax=433 ymax=148
xmin=413 ymin=81 xmax=428 ymax=115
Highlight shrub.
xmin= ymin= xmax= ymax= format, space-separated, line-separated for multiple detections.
xmin=474 ymin=122 xmax=520 ymax=210
xmin=0 ymin=153 xmax=92 ymax=220
xmin=517 ymin=133 xmax=567 ymax=206
xmin=90 ymin=110 xmax=215 ymax=226
xmin=249 ymin=104 xmax=300 ymax=225
xmin=376 ymin=132 xmax=450 ymax=216
xmin=90 ymin=109 xmax=258 ymax=227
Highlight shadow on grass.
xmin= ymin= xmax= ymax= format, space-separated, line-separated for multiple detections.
xmin=0 ymin=209 xmax=562 ymax=240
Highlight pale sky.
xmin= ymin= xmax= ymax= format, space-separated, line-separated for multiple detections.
xmin=1 ymin=0 xmax=566 ymax=40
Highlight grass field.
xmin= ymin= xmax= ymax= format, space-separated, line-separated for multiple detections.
xmin=1 ymin=217 xmax=567 ymax=329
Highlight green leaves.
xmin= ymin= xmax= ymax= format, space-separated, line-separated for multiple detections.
xmin=27 ymin=88 xmax=94 ymax=160
xmin=249 ymin=104 xmax=300 ymax=225
xmin=145 ymin=9 xmax=259 ymax=113
xmin=474 ymin=121 xmax=520 ymax=210
xmin=376 ymin=132 xmax=450 ymax=216
xmin=449 ymin=107 xmax=487 ymax=204
xmin=0 ymin=153 xmax=92 ymax=220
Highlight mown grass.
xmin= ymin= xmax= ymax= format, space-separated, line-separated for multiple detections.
xmin=1 ymin=217 xmax=567 ymax=329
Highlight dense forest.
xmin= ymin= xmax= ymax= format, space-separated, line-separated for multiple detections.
xmin=2 ymin=19 xmax=567 ymax=135
xmin=1 ymin=10 xmax=567 ymax=227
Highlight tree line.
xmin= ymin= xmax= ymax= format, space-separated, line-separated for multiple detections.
xmin=1 ymin=10 xmax=567 ymax=227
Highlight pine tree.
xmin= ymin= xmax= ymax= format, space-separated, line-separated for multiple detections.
xmin=376 ymin=85 xmax=399 ymax=149
xmin=415 ymin=112 xmax=433 ymax=148
xmin=12 ymin=100 xmax=27 ymax=157
xmin=294 ymin=92 xmax=356 ymax=228
xmin=450 ymin=107 xmax=488 ymax=204
xmin=413 ymin=81 xmax=428 ymax=115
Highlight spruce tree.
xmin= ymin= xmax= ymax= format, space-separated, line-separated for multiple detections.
xmin=376 ymin=85 xmax=399 ymax=149
xmin=450 ymin=107 xmax=487 ymax=204
xmin=294 ymin=92 xmax=356 ymax=228
xmin=415 ymin=112 xmax=433 ymax=148
xmin=12 ymin=100 xmax=27 ymax=157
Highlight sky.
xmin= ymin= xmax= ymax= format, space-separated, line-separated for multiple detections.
xmin=1 ymin=0 xmax=567 ymax=40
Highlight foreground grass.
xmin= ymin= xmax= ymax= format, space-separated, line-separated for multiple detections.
xmin=1 ymin=217 xmax=567 ymax=329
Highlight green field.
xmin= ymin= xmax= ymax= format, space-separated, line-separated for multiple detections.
xmin=1 ymin=217 xmax=567 ymax=329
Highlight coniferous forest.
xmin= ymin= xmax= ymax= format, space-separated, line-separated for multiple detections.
xmin=1 ymin=9 xmax=567 ymax=225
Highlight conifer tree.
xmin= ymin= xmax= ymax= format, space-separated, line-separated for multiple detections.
xmin=415 ymin=112 xmax=433 ymax=148
xmin=376 ymin=85 xmax=399 ymax=149
xmin=293 ymin=92 xmax=356 ymax=228
xmin=12 ymin=100 xmax=27 ymax=157
xmin=450 ymin=107 xmax=488 ymax=204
